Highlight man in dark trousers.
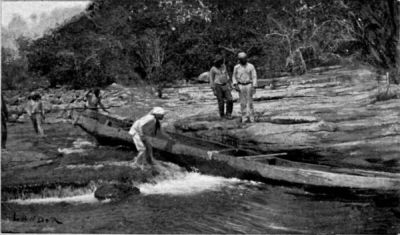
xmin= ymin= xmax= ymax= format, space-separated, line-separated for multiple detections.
xmin=209 ymin=55 xmax=233 ymax=119
xmin=1 ymin=94 xmax=9 ymax=149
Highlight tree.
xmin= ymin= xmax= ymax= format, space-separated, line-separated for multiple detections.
xmin=345 ymin=0 xmax=399 ymax=83
xmin=23 ymin=0 xmax=400 ymax=89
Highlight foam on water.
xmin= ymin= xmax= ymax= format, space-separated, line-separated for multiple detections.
xmin=7 ymin=161 xmax=257 ymax=204
xmin=72 ymin=138 xmax=97 ymax=148
xmin=138 ymin=162 xmax=253 ymax=195
xmin=57 ymin=138 xmax=96 ymax=155
xmin=139 ymin=172 xmax=243 ymax=195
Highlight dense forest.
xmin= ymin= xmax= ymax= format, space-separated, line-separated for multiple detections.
xmin=2 ymin=0 xmax=399 ymax=91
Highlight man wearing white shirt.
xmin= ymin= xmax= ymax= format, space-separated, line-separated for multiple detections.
xmin=129 ymin=107 xmax=166 ymax=168
xmin=232 ymin=52 xmax=258 ymax=123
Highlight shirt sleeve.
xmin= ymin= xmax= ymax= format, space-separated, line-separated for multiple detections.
xmin=251 ymin=65 xmax=257 ymax=87
xmin=232 ymin=66 xmax=238 ymax=85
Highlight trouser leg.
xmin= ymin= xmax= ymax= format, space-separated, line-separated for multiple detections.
xmin=31 ymin=116 xmax=38 ymax=134
xmin=133 ymin=134 xmax=145 ymax=164
xmin=239 ymin=85 xmax=248 ymax=122
xmin=215 ymin=85 xmax=225 ymax=117
xmin=36 ymin=114 xmax=44 ymax=136
xmin=145 ymin=141 xmax=154 ymax=164
xmin=247 ymin=86 xmax=255 ymax=122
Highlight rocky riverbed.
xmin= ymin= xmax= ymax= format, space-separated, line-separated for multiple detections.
xmin=2 ymin=65 xmax=400 ymax=233
xmin=3 ymin=65 xmax=400 ymax=173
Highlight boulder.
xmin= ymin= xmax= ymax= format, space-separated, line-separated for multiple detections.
xmin=94 ymin=183 xmax=140 ymax=200
xmin=8 ymin=114 xmax=19 ymax=122
xmin=197 ymin=72 xmax=210 ymax=83
xmin=17 ymin=114 xmax=27 ymax=123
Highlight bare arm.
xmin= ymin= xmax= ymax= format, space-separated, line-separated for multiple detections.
xmin=251 ymin=65 xmax=258 ymax=87
xmin=85 ymin=90 xmax=91 ymax=99
xmin=223 ymin=64 xmax=231 ymax=83
xmin=209 ymin=68 xmax=215 ymax=88
xmin=232 ymin=66 xmax=238 ymax=85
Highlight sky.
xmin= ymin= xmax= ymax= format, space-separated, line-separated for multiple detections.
xmin=1 ymin=1 xmax=90 ymax=26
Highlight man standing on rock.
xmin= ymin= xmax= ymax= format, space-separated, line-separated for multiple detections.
xmin=210 ymin=55 xmax=233 ymax=119
xmin=1 ymin=94 xmax=8 ymax=149
xmin=232 ymin=52 xmax=258 ymax=123
xmin=129 ymin=107 xmax=167 ymax=169
xmin=85 ymin=88 xmax=109 ymax=113
xmin=26 ymin=93 xmax=45 ymax=137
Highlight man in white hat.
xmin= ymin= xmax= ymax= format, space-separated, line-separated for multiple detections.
xmin=232 ymin=52 xmax=258 ymax=123
xmin=129 ymin=107 xmax=166 ymax=168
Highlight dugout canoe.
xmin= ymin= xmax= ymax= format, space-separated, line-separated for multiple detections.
xmin=71 ymin=110 xmax=400 ymax=191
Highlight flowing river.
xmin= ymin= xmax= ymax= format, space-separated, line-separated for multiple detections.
xmin=1 ymin=119 xmax=399 ymax=233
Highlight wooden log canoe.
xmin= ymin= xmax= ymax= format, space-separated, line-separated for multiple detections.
xmin=71 ymin=110 xmax=400 ymax=191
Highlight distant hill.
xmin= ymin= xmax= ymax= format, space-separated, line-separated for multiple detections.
xmin=2 ymin=6 xmax=87 ymax=52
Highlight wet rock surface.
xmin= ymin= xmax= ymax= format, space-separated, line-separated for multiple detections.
xmin=166 ymin=66 xmax=400 ymax=172
xmin=1 ymin=66 xmax=400 ymax=234
xmin=3 ymin=66 xmax=400 ymax=173
xmin=94 ymin=183 xmax=140 ymax=200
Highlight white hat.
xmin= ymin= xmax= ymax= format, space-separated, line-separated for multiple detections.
xmin=151 ymin=107 xmax=166 ymax=115
xmin=238 ymin=52 xmax=247 ymax=59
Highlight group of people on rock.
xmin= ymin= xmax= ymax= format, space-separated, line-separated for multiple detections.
xmin=0 ymin=88 xmax=109 ymax=149
xmin=210 ymin=52 xmax=258 ymax=123
xmin=1 ymin=51 xmax=258 ymax=170
xmin=130 ymin=51 xmax=259 ymax=168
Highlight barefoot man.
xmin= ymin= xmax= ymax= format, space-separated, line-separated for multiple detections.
xmin=129 ymin=107 xmax=167 ymax=168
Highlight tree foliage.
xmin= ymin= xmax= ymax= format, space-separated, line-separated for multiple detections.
xmin=19 ymin=0 xmax=399 ymax=90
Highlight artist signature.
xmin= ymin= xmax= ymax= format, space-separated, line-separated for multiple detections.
xmin=12 ymin=212 xmax=62 ymax=224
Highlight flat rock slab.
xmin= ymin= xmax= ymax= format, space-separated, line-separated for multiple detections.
xmin=162 ymin=67 xmax=400 ymax=172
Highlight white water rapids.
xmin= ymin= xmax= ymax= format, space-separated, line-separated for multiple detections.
xmin=7 ymin=162 xmax=257 ymax=204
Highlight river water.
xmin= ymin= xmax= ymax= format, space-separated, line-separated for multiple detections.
xmin=2 ymin=119 xmax=400 ymax=233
